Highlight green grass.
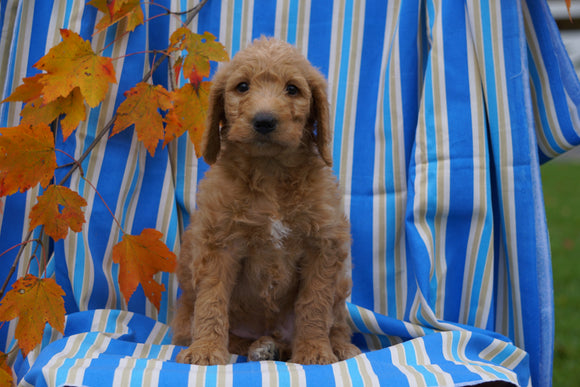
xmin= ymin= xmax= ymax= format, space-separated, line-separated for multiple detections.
xmin=540 ymin=161 xmax=580 ymax=386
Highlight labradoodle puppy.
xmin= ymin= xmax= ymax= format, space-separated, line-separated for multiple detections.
xmin=172 ymin=37 xmax=361 ymax=366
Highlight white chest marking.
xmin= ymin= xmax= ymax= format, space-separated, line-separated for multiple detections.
xmin=269 ymin=218 xmax=290 ymax=249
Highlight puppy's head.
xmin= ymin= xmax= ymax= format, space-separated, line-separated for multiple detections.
xmin=202 ymin=37 xmax=332 ymax=166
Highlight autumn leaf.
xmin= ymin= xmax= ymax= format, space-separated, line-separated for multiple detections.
xmin=169 ymin=29 xmax=229 ymax=83
xmin=20 ymin=87 xmax=86 ymax=141
xmin=0 ymin=275 xmax=65 ymax=357
xmin=1 ymin=73 xmax=44 ymax=104
xmin=4 ymin=74 xmax=86 ymax=141
xmin=0 ymin=123 xmax=57 ymax=197
xmin=164 ymin=82 xmax=210 ymax=157
xmin=111 ymin=82 xmax=173 ymax=156
xmin=112 ymin=228 xmax=176 ymax=311
xmin=29 ymin=185 xmax=87 ymax=241
xmin=34 ymin=29 xmax=116 ymax=108
xmin=88 ymin=0 xmax=144 ymax=33
xmin=0 ymin=352 xmax=12 ymax=386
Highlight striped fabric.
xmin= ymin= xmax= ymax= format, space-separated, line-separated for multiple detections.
xmin=1 ymin=0 xmax=578 ymax=386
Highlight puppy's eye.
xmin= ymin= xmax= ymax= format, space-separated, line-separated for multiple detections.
xmin=236 ymin=82 xmax=249 ymax=93
xmin=285 ymin=84 xmax=299 ymax=96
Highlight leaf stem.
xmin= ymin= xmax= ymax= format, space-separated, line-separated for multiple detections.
xmin=80 ymin=175 xmax=125 ymax=234
xmin=0 ymin=233 xmax=34 ymax=299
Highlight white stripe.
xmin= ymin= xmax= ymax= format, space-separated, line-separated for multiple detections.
xmin=431 ymin=2 xmax=450 ymax=318
xmin=490 ymin=1 xmax=524 ymax=349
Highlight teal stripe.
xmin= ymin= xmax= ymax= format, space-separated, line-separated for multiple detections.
xmin=286 ymin=0 xmax=299 ymax=45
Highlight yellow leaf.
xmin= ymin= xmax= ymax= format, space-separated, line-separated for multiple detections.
xmin=34 ymin=29 xmax=116 ymax=108
xmin=0 ymin=275 xmax=65 ymax=357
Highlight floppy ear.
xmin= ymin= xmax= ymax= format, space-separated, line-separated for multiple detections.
xmin=308 ymin=69 xmax=333 ymax=166
xmin=202 ymin=65 xmax=228 ymax=164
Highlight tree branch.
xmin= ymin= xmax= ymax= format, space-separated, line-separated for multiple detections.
xmin=0 ymin=0 xmax=210 ymax=301
xmin=57 ymin=0 xmax=208 ymax=188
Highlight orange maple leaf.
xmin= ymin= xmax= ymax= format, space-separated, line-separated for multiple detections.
xmin=112 ymin=228 xmax=176 ymax=311
xmin=1 ymin=73 xmax=44 ymax=104
xmin=111 ymin=82 xmax=173 ymax=156
xmin=88 ymin=0 xmax=144 ymax=33
xmin=0 ymin=123 xmax=57 ymax=197
xmin=164 ymin=82 xmax=210 ymax=157
xmin=0 ymin=352 xmax=12 ymax=386
xmin=169 ymin=29 xmax=229 ymax=82
xmin=29 ymin=185 xmax=87 ymax=241
xmin=0 ymin=275 xmax=65 ymax=357
xmin=34 ymin=29 xmax=116 ymax=108
xmin=3 ymin=72 xmax=87 ymax=141
xmin=20 ymin=87 xmax=86 ymax=141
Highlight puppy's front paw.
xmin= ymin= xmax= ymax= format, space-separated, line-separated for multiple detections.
xmin=291 ymin=340 xmax=338 ymax=365
xmin=176 ymin=342 xmax=230 ymax=365
xmin=333 ymin=342 xmax=361 ymax=361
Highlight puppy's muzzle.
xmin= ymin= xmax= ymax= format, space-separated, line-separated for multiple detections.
xmin=252 ymin=112 xmax=278 ymax=135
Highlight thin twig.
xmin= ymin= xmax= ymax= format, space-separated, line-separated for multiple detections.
xmin=142 ymin=0 xmax=209 ymax=82
xmin=62 ymin=0 xmax=208 ymax=187
xmin=0 ymin=231 xmax=33 ymax=299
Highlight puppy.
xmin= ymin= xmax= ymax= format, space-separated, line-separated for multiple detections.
xmin=172 ymin=37 xmax=360 ymax=365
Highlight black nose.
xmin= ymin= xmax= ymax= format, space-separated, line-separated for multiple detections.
xmin=252 ymin=112 xmax=277 ymax=134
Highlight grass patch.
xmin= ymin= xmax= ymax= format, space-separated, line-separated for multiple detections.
xmin=541 ymin=161 xmax=580 ymax=386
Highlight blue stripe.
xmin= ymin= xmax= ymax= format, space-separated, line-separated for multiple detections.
xmin=331 ymin=0 xmax=354 ymax=177
xmin=276 ymin=362 xmax=291 ymax=387
xmin=441 ymin=0 xmax=473 ymax=322
xmin=307 ymin=0 xmax=333 ymax=76
xmin=286 ymin=0 xmax=299 ymax=45
xmin=231 ymin=0 xmax=244 ymax=55
xmin=29 ymin=2 xmax=54 ymax=68
xmin=252 ymin=0 xmax=276 ymax=38
xmin=349 ymin=0 xmax=385 ymax=309
xmin=345 ymin=357 xmax=364 ymax=386
xmin=204 ymin=365 xmax=218 ymax=387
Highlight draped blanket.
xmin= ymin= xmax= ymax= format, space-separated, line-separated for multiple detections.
xmin=1 ymin=1 xmax=579 ymax=386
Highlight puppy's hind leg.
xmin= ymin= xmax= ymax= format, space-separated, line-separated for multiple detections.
xmin=248 ymin=336 xmax=281 ymax=362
